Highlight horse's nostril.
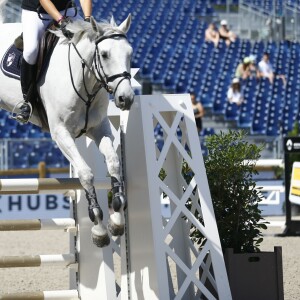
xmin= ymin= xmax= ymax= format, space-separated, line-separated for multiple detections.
xmin=119 ymin=96 xmax=125 ymax=104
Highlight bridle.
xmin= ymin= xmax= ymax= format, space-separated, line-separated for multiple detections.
xmin=94 ymin=33 xmax=131 ymax=94
xmin=68 ymin=33 xmax=132 ymax=138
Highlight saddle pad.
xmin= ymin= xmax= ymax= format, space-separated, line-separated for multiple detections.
xmin=0 ymin=44 xmax=22 ymax=80
xmin=0 ymin=31 xmax=59 ymax=132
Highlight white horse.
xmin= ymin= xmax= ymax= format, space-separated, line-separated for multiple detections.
xmin=0 ymin=15 xmax=134 ymax=247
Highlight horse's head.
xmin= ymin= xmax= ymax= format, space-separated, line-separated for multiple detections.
xmin=91 ymin=15 xmax=134 ymax=111
xmin=52 ymin=15 xmax=135 ymax=110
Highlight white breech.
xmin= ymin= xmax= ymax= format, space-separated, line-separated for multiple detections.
xmin=21 ymin=8 xmax=78 ymax=65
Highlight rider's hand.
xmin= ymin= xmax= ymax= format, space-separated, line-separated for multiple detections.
xmin=59 ymin=17 xmax=74 ymax=39
xmin=84 ymin=16 xmax=91 ymax=22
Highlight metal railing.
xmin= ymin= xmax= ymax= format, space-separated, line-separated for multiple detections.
xmin=0 ymin=138 xmax=60 ymax=170
xmin=4 ymin=0 xmax=21 ymax=23
xmin=238 ymin=0 xmax=300 ymax=41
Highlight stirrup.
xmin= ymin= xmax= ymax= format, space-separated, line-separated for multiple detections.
xmin=10 ymin=101 xmax=33 ymax=124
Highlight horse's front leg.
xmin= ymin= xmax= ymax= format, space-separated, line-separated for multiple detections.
xmin=89 ymin=117 xmax=126 ymax=237
xmin=51 ymin=125 xmax=110 ymax=247
xmin=99 ymin=135 xmax=126 ymax=236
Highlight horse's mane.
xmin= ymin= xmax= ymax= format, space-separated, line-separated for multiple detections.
xmin=57 ymin=18 xmax=124 ymax=45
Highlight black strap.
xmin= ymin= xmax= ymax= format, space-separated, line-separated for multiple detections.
xmin=68 ymin=43 xmax=101 ymax=138
xmin=107 ymin=71 xmax=131 ymax=83
xmin=95 ymin=33 xmax=127 ymax=45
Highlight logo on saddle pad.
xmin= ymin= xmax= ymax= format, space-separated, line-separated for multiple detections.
xmin=0 ymin=44 xmax=22 ymax=80
xmin=1 ymin=32 xmax=59 ymax=81
xmin=7 ymin=52 xmax=16 ymax=67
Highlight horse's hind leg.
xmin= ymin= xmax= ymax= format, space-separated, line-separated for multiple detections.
xmin=51 ymin=125 xmax=110 ymax=247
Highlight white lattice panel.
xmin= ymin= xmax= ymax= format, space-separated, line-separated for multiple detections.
xmin=123 ymin=94 xmax=232 ymax=300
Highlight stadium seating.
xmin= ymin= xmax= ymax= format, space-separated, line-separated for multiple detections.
xmin=2 ymin=0 xmax=300 ymax=168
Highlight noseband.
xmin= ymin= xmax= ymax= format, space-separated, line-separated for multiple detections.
xmin=68 ymin=33 xmax=132 ymax=138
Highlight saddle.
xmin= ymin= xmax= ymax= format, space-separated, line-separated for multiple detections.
xmin=0 ymin=25 xmax=60 ymax=131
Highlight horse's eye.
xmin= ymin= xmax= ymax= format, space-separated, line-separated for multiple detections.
xmin=101 ymin=51 xmax=109 ymax=59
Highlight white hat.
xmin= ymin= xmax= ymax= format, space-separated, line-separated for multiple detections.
xmin=232 ymin=78 xmax=239 ymax=84
xmin=220 ymin=19 xmax=228 ymax=26
xmin=249 ymin=54 xmax=256 ymax=62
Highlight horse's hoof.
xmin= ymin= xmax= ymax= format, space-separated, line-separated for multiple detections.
xmin=108 ymin=218 xmax=125 ymax=236
xmin=91 ymin=232 xmax=110 ymax=247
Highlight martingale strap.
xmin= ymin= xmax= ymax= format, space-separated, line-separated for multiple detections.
xmin=68 ymin=43 xmax=102 ymax=138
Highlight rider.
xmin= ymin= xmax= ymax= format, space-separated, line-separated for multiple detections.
xmin=16 ymin=0 xmax=92 ymax=124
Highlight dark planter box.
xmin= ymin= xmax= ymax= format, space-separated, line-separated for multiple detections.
xmin=225 ymin=247 xmax=284 ymax=300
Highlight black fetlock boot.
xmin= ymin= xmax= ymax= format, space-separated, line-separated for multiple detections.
xmin=111 ymin=176 xmax=126 ymax=212
xmin=15 ymin=59 xmax=37 ymax=124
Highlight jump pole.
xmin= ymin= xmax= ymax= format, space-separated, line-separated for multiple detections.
xmin=0 ymin=218 xmax=76 ymax=231
xmin=0 ymin=178 xmax=110 ymax=194
xmin=0 ymin=290 xmax=79 ymax=300
xmin=0 ymin=254 xmax=76 ymax=268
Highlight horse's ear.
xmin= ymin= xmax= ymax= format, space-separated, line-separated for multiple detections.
xmin=90 ymin=16 xmax=101 ymax=33
xmin=118 ymin=14 xmax=131 ymax=34
xmin=110 ymin=15 xmax=117 ymax=27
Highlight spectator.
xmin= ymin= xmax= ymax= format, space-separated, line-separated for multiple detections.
xmin=227 ymin=78 xmax=244 ymax=106
xmin=248 ymin=54 xmax=260 ymax=79
xmin=190 ymin=93 xmax=204 ymax=133
xmin=258 ymin=52 xmax=274 ymax=84
xmin=205 ymin=23 xmax=219 ymax=47
xmin=219 ymin=19 xmax=237 ymax=46
xmin=235 ymin=57 xmax=251 ymax=80
xmin=258 ymin=52 xmax=286 ymax=85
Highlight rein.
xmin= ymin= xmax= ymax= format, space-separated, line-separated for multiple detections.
xmin=68 ymin=33 xmax=131 ymax=138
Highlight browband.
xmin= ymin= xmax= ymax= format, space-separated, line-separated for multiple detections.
xmin=95 ymin=33 xmax=127 ymax=45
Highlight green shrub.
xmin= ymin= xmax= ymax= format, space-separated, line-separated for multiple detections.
xmin=188 ymin=130 xmax=268 ymax=253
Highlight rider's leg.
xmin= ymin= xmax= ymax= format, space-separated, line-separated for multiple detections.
xmin=15 ymin=9 xmax=50 ymax=123
xmin=15 ymin=59 xmax=37 ymax=123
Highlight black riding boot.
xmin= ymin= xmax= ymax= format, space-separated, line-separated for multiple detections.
xmin=15 ymin=59 xmax=37 ymax=124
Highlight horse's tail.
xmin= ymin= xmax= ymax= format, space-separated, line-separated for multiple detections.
xmin=0 ymin=0 xmax=7 ymax=24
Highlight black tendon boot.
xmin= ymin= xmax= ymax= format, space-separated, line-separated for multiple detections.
xmin=15 ymin=60 xmax=37 ymax=124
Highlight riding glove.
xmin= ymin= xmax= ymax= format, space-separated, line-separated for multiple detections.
xmin=59 ymin=17 xmax=74 ymax=39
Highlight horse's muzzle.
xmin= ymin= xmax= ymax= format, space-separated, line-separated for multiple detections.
xmin=117 ymin=94 xmax=134 ymax=111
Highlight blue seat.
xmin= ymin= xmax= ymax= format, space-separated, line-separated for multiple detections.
xmin=28 ymin=127 xmax=45 ymax=138
xmin=28 ymin=152 xmax=45 ymax=168
xmin=10 ymin=128 xmax=25 ymax=139
xmin=12 ymin=152 xmax=28 ymax=169
xmin=45 ymin=152 xmax=63 ymax=168
xmin=0 ymin=126 xmax=10 ymax=138
xmin=5 ymin=115 xmax=17 ymax=129
xmin=225 ymin=103 xmax=240 ymax=121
